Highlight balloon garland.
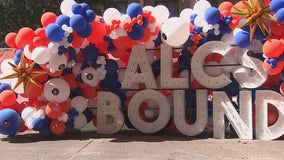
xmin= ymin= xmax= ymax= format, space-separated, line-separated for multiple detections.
xmin=0 ymin=0 xmax=283 ymax=138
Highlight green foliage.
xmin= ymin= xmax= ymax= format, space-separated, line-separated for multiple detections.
xmin=0 ymin=0 xmax=117 ymax=47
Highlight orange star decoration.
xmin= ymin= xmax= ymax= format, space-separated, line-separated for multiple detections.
xmin=0 ymin=53 xmax=46 ymax=96
xmin=231 ymin=0 xmax=276 ymax=41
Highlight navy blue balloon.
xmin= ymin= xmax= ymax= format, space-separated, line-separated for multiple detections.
xmin=72 ymin=3 xmax=84 ymax=14
xmin=67 ymin=33 xmax=74 ymax=43
xmin=127 ymin=24 xmax=144 ymax=40
xmin=70 ymin=15 xmax=87 ymax=32
xmin=235 ymin=30 xmax=251 ymax=48
xmin=68 ymin=46 xmax=77 ymax=61
xmin=85 ymin=9 xmax=96 ymax=22
xmin=105 ymin=59 xmax=119 ymax=74
xmin=77 ymin=23 xmax=92 ymax=38
xmin=0 ymin=109 xmax=21 ymax=137
xmin=45 ymin=23 xmax=64 ymax=42
xmin=127 ymin=3 xmax=143 ymax=18
xmin=270 ymin=0 xmax=284 ymax=13
xmin=204 ymin=7 xmax=220 ymax=24
xmin=0 ymin=83 xmax=12 ymax=92
xmin=276 ymin=8 xmax=284 ymax=22
xmin=70 ymin=87 xmax=83 ymax=98
xmin=82 ymin=44 xmax=99 ymax=61
xmin=32 ymin=118 xmax=44 ymax=131
xmin=56 ymin=14 xmax=70 ymax=26
xmin=82 ymin=109 xmax=93 ymax=123
xmin=39 ymin=125 xmax=52 ymax=137
xmin=142 ymin=17 xmax=149 ymax=28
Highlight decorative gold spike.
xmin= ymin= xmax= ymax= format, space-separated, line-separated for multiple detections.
xmin=0 ymin=53 xmax=46 ymax=95
xmin=231 ymin=0 xmax=276 ymax=41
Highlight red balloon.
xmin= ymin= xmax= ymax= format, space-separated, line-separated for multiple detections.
xmin=27 ymin=83 xmax=44 ymax=101
xmin=218 ymin=1 xmax=233 ymax=13
xmin=263 ymin=60 xmax=284 ymax=75
xmin=35 ymin=28 xmax=50 ymax=46
xmin=87 ymin=21 xmax=107 ymax=44
xmin=33 ymin=36 xmax=44 ymax=47
xmin=50 ymin=120 xmax=65 ymax=135
xmin=270 ymin=21 xmax=284 ymax=37
xmin=263 ymin=38 xmax=284 ymax=58
xmin=15 ymin=27 xmax=36 ymax=49
xmin=62 ymin=74 xmax=78 ymax=89
xmin=45 ymin=102 xmax=63 ymax=119
xmin=280 ymin=82 xmax=284 ymax=96
xmin=0 ymin=90 xmax=17 ymax=107
xmin=41 ymin=12 xmax=57 ymax=27
xmin=140 ymin=27 xmax=151 ymax=42
xmin=71 ymin=31 xmax=84 ymax=48
xmin=5 ymin=32 xmax=17 ymax=48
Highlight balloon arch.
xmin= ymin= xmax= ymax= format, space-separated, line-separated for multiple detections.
xmin=1 ymin=0 xmax=284 ymax=140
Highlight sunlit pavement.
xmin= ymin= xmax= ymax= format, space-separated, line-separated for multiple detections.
xmin=1 ymin=129 xmax=284 ymax=160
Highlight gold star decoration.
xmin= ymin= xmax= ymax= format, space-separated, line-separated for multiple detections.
xmin=231 ymin=0 xmax=276 ymax=41
xmin=0 ymin=53 xmax=46 ymax=95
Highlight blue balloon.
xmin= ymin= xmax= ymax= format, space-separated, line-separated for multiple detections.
xmin=105 ymin=59 xmax=119 ymax=75
xmin=77 ymin=23 xmax=92 ymax=38
xmin=72 ymin=3 xmax=84 ymax=14
xmin=82 ymin=109 xmax=93 ymax=123
xmin=270 ymin=0 xmax=284 ymax=13
xmin=127 ymin=3 xmax=143 ymax=18
xmin=39 ymin=125 xmax=52 ymax=137
xmin=276 ymin=8 xmax=284 ymax=22
xmin=127 ymin=24 xmax=144 ymax=40
xmin=32 ymin=118 xmax=44 ymax=131
xmin=85 ymin=10 xmax=96 ymax=22
xmin=14 ymin=49 xmax=22 ymax=64
xmin=82 ymin=44 xmax=99 ymax=61
xmin=80 ymin=3 xmax=90 ymax=11
xmin=56 ymin=14 xmax=70 ymax=26
xmin=204 ymin=7 xmax=220 ymax=24
xmin=45 ymin=23 xmax=64 ymax=42
xmin=70 ymin=15 xmax=87 ymax=32
xmin=0 ymin=83 xmax=12 ymax=92
xmin=0 ymin=109 xmax=21 ymax=137
xmin=234 ymin=30 xmax=251 ymax=48
xmin=142 ymin=17 xmax=149 ymax=28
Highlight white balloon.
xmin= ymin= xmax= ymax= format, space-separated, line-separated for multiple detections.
xmin=44 ymin=78 xmax=70 ymax=103
xmin=48 ymin=52 xmax=67 ymax=73
xmin=180 ymin=8 xmax=195 ymax=22
xmin=73 ymin=113 xmax=87 ymax=130
xmin=60 ymin=0 xmax=76 ymax=17
xmin=143 ymin=5 xmax=154 ymax=12
xmin=32 ymin=46 xmax=50 ymax=64
xmin=81 ymin=67 xmax=99 ymax=87
xmin=103 ymin=8 xmax=121 ymax=25
xmin=120 ymin=14 xmax=131 ymax=25
xmin=24 ymin=45 xmax=33 ymax=60
xmin=0 ymin=59 xmax=14 ymax=74
xmin=161 ymin=17 xmax=189 ymax=47
xmin=193 ymin=0 xmax=211 ymax=17
xmin=152 ymin=5 xmax=169 ymax=26
xmin=48 ymin=42 xmax=59 ymax=53
xmin=71 ymin=96 xmax=88 ymax=112
xmin=21 ymin=107 xmax=36 ymax=121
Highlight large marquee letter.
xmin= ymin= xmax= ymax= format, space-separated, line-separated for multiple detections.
xmin=213 ymin=91 xmax=253 ymax=139
xmin=173 ymin=89 xmax=208 ymax=136
xmin=97 ymin=92 xmax=124 ymax=134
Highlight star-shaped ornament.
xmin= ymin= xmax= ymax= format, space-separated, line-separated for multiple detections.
xmin=0 ymin=53 xmax=46 ymax=95
xmin=231 ymin=0 xmax=276 ymax=41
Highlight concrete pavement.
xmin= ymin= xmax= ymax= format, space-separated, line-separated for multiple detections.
xmin=1 ymin=130 xmax=284 ymax=160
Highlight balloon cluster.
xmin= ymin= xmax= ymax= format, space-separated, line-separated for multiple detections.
xmin=0 ymin=0 xmax=283 ymax=137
